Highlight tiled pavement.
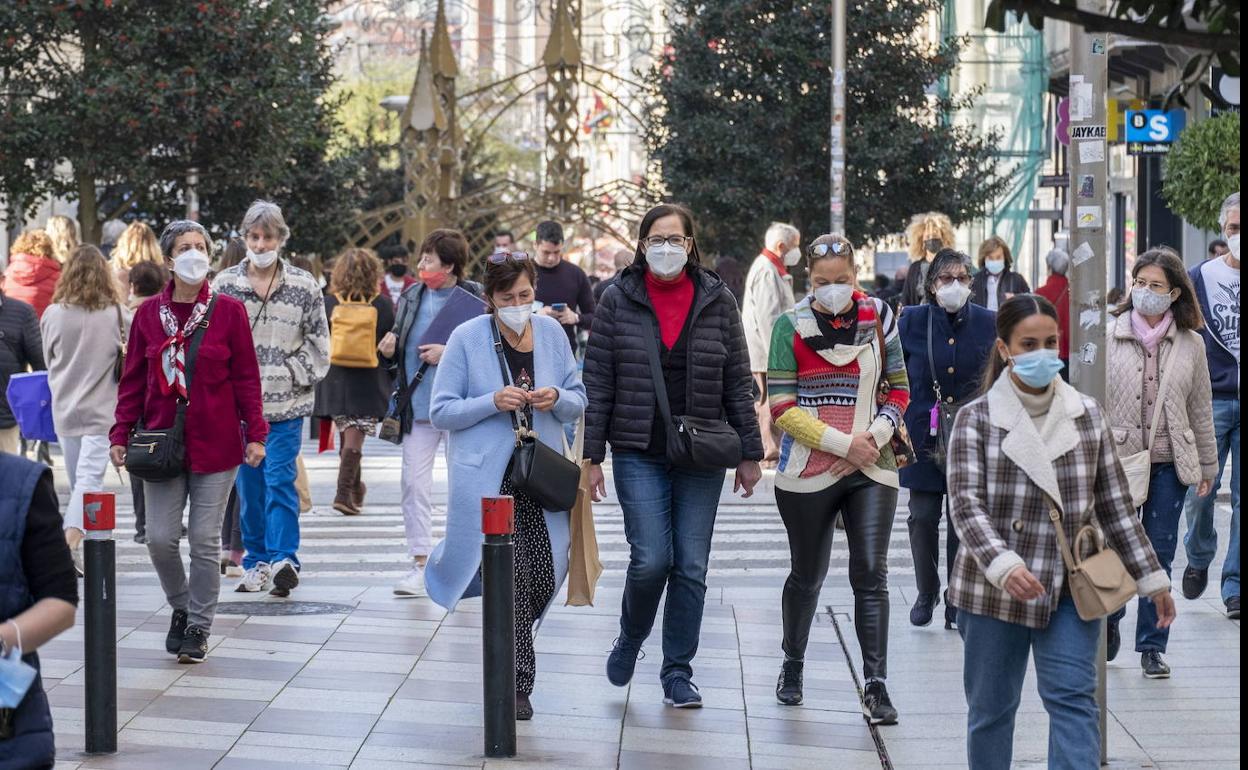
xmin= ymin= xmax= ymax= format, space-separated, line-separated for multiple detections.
xmin=39 ymin=438 xmax=1240 ymax=768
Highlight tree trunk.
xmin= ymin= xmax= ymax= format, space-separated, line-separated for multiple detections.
xmin=76 ymin=169 xmax=102 ymax=246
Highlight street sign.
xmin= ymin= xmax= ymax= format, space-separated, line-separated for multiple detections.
xmin=1125 ymin=109 xmax=1186 ymax=155
xmin=1211 ymin=68 xmax=1240 ymax=116
xmin=1039 ymin=174 xmax=1069 ymax=188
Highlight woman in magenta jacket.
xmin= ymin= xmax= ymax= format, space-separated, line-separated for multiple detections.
xmin=110 ymin=220 xmax=268 ymax=664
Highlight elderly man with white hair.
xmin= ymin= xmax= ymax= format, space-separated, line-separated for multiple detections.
xmin=1034 ymin=246 xmax=1072 ymax=380
xmin=212 ymin=200 xmax=329 ymax=598
xmin=1181 ymin=190 xmax=1241 ymax=619
xmin=742 ymin=222 xmax=800 ymax=465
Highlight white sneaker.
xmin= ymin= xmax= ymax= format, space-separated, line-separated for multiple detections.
xmin=393 ymin=564 xmax=427 ymax=597
xmin=235 ymin=562 xmax=271 ymax=593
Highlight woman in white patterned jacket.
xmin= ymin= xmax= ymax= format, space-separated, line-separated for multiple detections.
xmin=946 ymin=293 xmax=1173 ymax=770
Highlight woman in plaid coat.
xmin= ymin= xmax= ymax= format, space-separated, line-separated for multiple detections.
xmin=947 ymin=295 xmax=1173 ymax=769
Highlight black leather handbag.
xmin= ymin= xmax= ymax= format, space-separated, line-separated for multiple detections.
xmin=491 ymin=323 xmax=580 ymax=512
xmin=640 ymin=313 xmax=742 ymax=471
xmin=925 ymin=309 xmax=959 ymax=472
xmin=125 ymin=297 xmax=217 ymax=482
xmin=378 ymin=362 xmax=429 ymax=445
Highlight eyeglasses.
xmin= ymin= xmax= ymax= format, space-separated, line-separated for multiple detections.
xmin=934 ymin=273 xmax=971 ymax=287
xmin=808 ymin=241 xmax=850 ymax=258
xmin=642 ymin=235 xmax=692 ymax=249
xmin=1131 ymin=277 xmax=1171 ymax=294
xmin=487 ymin=251 xmax=531 ymax=264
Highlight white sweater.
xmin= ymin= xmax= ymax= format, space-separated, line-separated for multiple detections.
xmin=41 ymin=304 xmax=131 ymax=437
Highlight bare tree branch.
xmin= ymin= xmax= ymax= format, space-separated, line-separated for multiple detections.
xmin=994 ymin=1 xmax=1238 ymax=53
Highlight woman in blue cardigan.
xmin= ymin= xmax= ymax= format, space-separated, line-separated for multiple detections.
xmin=898 ymin=248 xmax=996 ymax=629
xmin=427 ymin=253 xmax=586 ymax=721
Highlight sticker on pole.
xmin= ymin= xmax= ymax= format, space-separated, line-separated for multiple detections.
xmin=1078 ymin=175 xmax=1095 ymax=198
xmin=1079 ymin=342 xmax=1098 ymax=365
xmin=1076 ymin=206 xmax=1103 ymax=229
xmin=1071 ymin=241 xmax=1095 ymax=267
xmin=1078 ymin=141 xmax=1104 ymax=163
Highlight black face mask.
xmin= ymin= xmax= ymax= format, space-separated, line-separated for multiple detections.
xmin=387 ymin=263 xmax=408 ymax=278
xmin=924 ymin=238 xmax=943 ymax=256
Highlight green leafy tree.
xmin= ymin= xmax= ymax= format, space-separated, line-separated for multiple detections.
xmin=647 ymin=0 xmax=1008 ymax=257
xmin=0 ymin=0 xmax=340 ymax=246
xmin=1162 ymin=113 xmax=1240 ymax=232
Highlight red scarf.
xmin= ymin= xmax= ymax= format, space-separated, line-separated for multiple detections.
xmin=645 ymin=270 xmax=695 ymax=349
xmin=158 ymin=281 xmax=213 ymax=400
xmin=761 ymin=249 xmax=788 ymax=277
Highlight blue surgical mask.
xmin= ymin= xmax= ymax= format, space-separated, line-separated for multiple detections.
xmin=985 ymin=259 xmax=1006 ymax=276
xmin=1010 ymin=349 xmax=1064 ymax=389
xmin=0 ymin=641 xmax=37 ymax=709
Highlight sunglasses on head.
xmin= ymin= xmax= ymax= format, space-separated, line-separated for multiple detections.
xmin=487 ymin=251 xmax=531 ymax=264
xmin=808 ymin=241 xmax=849 ymax=258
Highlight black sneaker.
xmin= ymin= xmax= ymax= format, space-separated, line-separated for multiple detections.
xmin=909 ymin=593 xmax=939 ymax=627
xmin=1182 ymin=567 xmax=1208 ymax=600
xmin=269 ymin=559 xmax=300 ymax=598
xmin=775 ymin=659 xmax=803 ymax=706
xmin=1226 ymin=596 xmax=1240 ymax=620
xmin=515 ymin=693 xmax=533 ymax=721
xmin=606 ymin=637 xmax=644 ymax=687
xmin=1106 ymin=619 xmax=1121 ymax=662
xmin=178 ymin=625 xmax=209 ymax=664
xmin=165 ymin=609 xmax=188 ymax=655
xmin=662 ymin=677 xmax=702 ymax=709
xmin=862 ymin=680 xmax=898 ymax=725
xmin=1140 ymin=651 xmax=1170 ymax=679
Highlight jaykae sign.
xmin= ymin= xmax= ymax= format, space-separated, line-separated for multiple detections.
xmin=1126 ymin=109 xmax=1187 ymax=155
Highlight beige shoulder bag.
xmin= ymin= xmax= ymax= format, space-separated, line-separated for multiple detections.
xmin=1119 ymin=333 xmax=1183 ymax=509
xmin=1048 ymin=501 xmax=1137 ymax=621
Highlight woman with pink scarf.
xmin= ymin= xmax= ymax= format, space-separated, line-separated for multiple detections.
xmin=110 ymin=220 xmax=268 ymax=664
xmin=1105 ymin=247 xmax=1217 ymax=680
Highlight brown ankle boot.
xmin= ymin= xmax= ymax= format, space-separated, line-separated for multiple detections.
xmin=333 ymin=449 xmax=362 ymax=515
xmin=352 ymin=450 xmax=367 ymax=509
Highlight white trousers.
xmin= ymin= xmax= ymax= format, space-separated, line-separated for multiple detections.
xmin=400 ymin=422 xmax=445 ymax=558
xmin=61 ymin=434 xmax=112 ymax=532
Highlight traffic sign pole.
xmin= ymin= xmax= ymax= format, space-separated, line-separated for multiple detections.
xmin=82 ymin=492 xmax=117 ymax=755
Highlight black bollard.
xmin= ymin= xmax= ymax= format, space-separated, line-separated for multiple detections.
xmin=481 ymin=496 xmax=516 ymax=759
xmin=82 ymin=493 xmax=117 ymax=755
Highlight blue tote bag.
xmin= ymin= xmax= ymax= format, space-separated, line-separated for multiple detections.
xmin=5 ymin=371 xmax=58 ymax=443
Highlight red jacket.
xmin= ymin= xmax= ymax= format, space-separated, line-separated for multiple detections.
xmin=1035 ymin=273 xmax=1071 ymax=360
xmin=379 ymin=275 xmax=419 ymax=308
xmin=2 ymin=253 xmax=61 ymax=318
xmin=110 ymin=285 xmax=269 ymax=474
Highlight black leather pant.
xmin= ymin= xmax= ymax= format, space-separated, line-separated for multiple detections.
xmin=907 ymin=490 xmax=961 ymax=596
xmin=776 ymin=473 xmax=897 ymax=680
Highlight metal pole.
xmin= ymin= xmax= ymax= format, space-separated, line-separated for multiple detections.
xmin=481 ymin=496 xmax=516 ymax=759
xmin=82 ymin=493 xmax=117 ymax=754
xmin=1067 ymin=3 xmax=1110 ymax=764
xmin=829 ymin=0 xmax=846 ymax=234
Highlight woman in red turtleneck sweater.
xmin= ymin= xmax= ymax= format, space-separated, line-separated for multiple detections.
xmin=582 ymin=203 xmax=763 ymax=709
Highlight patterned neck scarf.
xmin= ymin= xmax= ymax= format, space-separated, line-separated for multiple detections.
xmin=158 ymin=282 xmax=213 ymax=400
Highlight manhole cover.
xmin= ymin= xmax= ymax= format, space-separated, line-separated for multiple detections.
xmin=215 ymin=601 xmax=356 ymax=616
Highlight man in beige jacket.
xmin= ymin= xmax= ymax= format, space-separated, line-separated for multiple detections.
xmin=741 ymin=222 xmax=800 ymax=465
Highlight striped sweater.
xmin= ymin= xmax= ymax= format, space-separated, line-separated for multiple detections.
xmin=767 ymin=293 xmax=910 ymax=491
xmin=212 ymin=258 xmax=330 ymax=423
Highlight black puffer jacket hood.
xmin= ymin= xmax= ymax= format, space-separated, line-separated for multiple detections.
xmin=582 ymin=265 xmax=762 ymax=464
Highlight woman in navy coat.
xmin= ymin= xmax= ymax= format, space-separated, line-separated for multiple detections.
xmin=898 ymin=248 xmax=997 ymax=629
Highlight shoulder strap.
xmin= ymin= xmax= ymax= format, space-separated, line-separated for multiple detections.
xmin=490 ymin=320 xmax=526 ymax=435
xmin=926 ymin=308 xmax=942 ymax=400
xmin=1144 ymin=331 xmax=1184 ymax=451
xmin=1047 ymin=499 xmax=1080 ymax=573
xmin=173 ymin=296 xmax=218 ymax=427
xmin=640 ymin=312 xmax=675 ymax=427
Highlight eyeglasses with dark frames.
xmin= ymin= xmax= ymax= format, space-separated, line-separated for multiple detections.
xmin=642 ymin=235 xmax=692 ymax=249
xmin=487 ymin=251 xmax=532 ymax=264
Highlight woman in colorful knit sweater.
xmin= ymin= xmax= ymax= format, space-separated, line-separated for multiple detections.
xmin=767 ymin=234 xmax=910 ymax=724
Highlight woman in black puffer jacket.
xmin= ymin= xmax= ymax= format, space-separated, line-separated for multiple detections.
xmin=583 ymin=203 xmax=763 ymax=708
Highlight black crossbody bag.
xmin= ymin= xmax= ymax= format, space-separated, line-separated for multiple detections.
xmin=925 ymin=309 xmax=959 ymax=471
xmin=125 ymin=297 xmax=218 ymax=481
xmin=491 ymin=322 xmax=580 ymax=511
xmin=640 ymin=312 xmax=742 ymax=470
xmin=378 ymin=362 xmax=429 ymax=444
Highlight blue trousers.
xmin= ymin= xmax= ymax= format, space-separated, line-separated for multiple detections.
xmin=612 ymin=451 xmax=726 ymax=683
xmin=958 ymin=597 xmax=1101 ymax=770
xmin=1183 ymin=397 xmax=1240 ymax=602
xmin=1109 ymin=463 xmax=1186 ymax=652
xmin=237 ymin=417 xmax=302 ymax=570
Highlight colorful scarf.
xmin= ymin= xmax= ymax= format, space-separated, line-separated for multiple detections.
xmin=158 ymin=282 xmax=213 ymax=400
xmin=1130 ymin=308 xmax=1172 ymax=355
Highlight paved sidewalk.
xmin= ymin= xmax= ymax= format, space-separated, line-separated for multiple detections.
xmin=37 ymin=439 xmax=1240 ymax=768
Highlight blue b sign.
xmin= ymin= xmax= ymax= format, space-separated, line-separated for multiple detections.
xmin=1126 ymin=109 xmax=1186 ymax=155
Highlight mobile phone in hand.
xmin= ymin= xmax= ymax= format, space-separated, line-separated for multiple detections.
xmin=552 ymin=303 xmax=568 ymax=312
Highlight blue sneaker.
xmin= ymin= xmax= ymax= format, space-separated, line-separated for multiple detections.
xmin=662 ymin=676 xmax=702 ymax=709
xmin=606 ymin=637 xmax=644 ymax=687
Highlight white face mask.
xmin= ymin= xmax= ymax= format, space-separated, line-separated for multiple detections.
xmin=1131 ymin=287 xmax=1175 ymax=317
xmin=782 ymin=247 xmax=802 ymax=267
xmin=1227 ymin=233 xmax=1240 ymax=261
xmin=173 ymin=249 xmax=210 ymax=285
xmin=497 ymin=305 xmax=531 ymax=334
xmin=813 ymin=283 xmax=854 ymax=314
xmin=935 ymin=281 xmax=972 ymax=313
xmin=248 ymin=248 xmax=279 ymax=269
xmin=646 ymin=243 xmax=688 ymax=278
xmin=985 ymin=259 xmax=1006 ymax=276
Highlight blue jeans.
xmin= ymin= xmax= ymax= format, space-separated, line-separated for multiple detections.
xmin=958 ymin=597 xmax=1101 ymax=770
xmin=1183 ymin=397 xmax=1240 ymax=602
xmin=237 ymin=418 xmax=303 ymax=569
xmin=612 ymin=451 xmax=726 ymax=683
xmin=1109 ymin=463 xmax=1186 ymax=652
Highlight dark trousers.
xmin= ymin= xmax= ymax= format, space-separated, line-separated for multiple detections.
xmin=220 ymin=486 xmax=243 ymax=553
xmin=907 ymin=490 xmax=961 ymax=596
xmin=132 ymin=480 xmax=146 ymax=540
xmin=776 ymin=473 xmax=897 ymax=680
